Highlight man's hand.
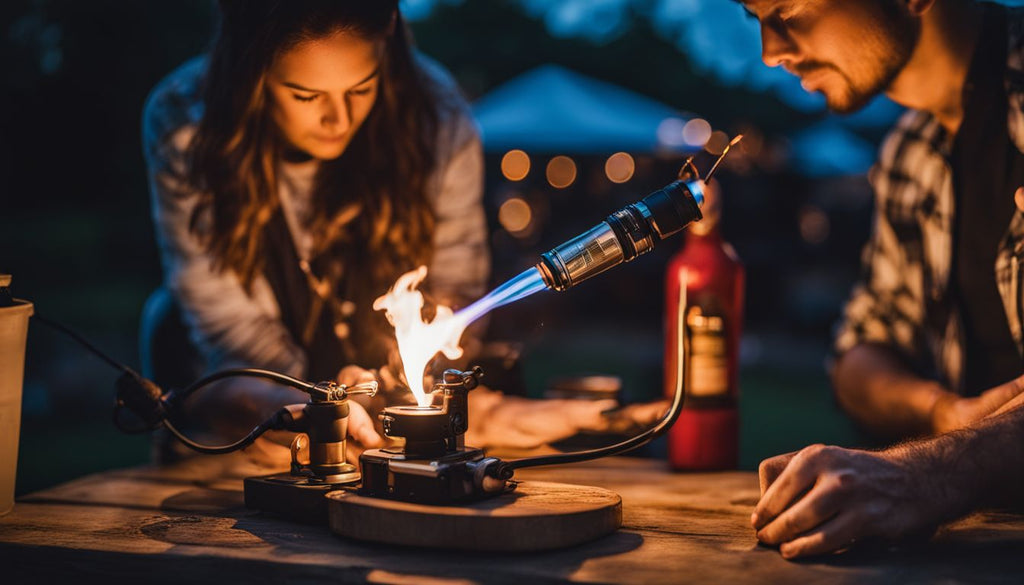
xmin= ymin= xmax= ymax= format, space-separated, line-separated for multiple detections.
xmin=931 ymin=374 xmax=1024 ymax=434
xmin=466 ymin=388 xmax=666 ymax=450
xmin=752 ymin=444 xmax=940 ymax=559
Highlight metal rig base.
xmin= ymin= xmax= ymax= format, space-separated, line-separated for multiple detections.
xmin=360 ymin=446 xmax=511 ymax=505
xmin=246 ymin=368 xmax=512 ymax=521
xmin=357 ymin=368 xmax=514 ymax=506
xmin=243 ymin=473 xmax=358 ymax=525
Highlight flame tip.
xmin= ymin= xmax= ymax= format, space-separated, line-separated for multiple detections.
xmin=374 ymin=267 xmax=469 ymax=407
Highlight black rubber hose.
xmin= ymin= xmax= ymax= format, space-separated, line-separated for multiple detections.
xmin=34 ymin=313 xmax=133 ymax=374
xmin=168 ymin=368 xmax=316 ymax=405
xmin=506 ymin=284 xmax=688 ymax=471
xmin=163 ymin=408 xmax=289 ymax=455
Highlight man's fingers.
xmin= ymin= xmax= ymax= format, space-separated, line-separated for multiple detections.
xmin=348 ymin=400 xmax=383 ymax=448
xmin=758 ymin=451 xmax=797 ymax=495
xmin=755 ymin=478 xmax=840 ymax=545
xmin=753 ymin=445 xmax=827 ymax=530
xmin=778 ymin=512 xmax=861 ymax=559
xmin=753 ymin=452 xmax=796 ymax=530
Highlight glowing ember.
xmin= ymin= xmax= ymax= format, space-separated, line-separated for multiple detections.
xmin=373 ymin=267 xmax=469 ymax=407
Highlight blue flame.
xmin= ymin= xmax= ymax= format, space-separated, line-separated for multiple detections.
xmin=456 ymin=267 xmax=548 ymax=326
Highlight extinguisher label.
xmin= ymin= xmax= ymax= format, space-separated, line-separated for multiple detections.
xmin=685 ymin=306 xmax=729 ymax=397
xmin=689 ymin=347 xmax=728 ymax=396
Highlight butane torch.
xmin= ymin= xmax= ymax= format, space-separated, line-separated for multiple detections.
xmin=536 ymin=135 xmax=742 ymax=291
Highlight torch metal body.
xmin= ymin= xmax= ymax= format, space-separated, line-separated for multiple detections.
xmin=537 ymin=178 xmax=705 ymax=291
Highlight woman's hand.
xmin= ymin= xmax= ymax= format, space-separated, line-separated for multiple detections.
xmin=342 ymin=399 xmax=383 ymax=462
xmin=337 ymin=364 xmax=378 ymax=387
xmin=335 ymin=365 xmax=385 ymax=461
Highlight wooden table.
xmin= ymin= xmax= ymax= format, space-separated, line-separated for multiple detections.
xmin=1 ymin=454 xmax=1021 ymax=584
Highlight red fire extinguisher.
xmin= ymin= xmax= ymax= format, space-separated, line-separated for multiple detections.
xmin=664 ymin=182 xmax=744 ymax=470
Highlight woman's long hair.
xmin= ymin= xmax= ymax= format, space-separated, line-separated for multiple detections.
xmin=187 ymin=0 xmax=445 ymax=297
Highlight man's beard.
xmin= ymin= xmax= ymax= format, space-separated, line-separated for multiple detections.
xmin=796 ymin=50 xmax=908 ymax=114
xmin=829 ymin=3 xmax=919 ymax=114
xmin=825 ymin=65 xmax=891 ymax=114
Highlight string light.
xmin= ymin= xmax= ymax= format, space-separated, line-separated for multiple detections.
xmin=546 ymin=156 xmax=577 ymax=189
xmin=501 ymin=150 xmax=531 ymax=181
xmin=498 ymin=197 xmax=533 ymax=233
xmin=604 ymin=152 xmax=635 ymax=183
xmin=683 ymin=118 xmax=712 ymax=147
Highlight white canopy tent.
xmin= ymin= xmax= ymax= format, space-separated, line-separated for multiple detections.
xmin=472 ymin=64 xmax=696 ymax=154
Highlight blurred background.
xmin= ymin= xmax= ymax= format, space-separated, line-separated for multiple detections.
xmin=6 ymin=0 xmax=991 ymax=493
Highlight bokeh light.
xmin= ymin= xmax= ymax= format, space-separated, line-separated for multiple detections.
xmin=500 ymin=149 xmax=531 ymax=181
xmin=498 ymin=197 xmax=533 ymax=234
xmin=657 ymin=117 xmax=687 ymax=148
xmin=798 ymin=205 xmax=830 ymax=245
xmin=546 ymin=156 xmax=577 ymax=189
xmin=604 ymin=152 xmax=635 ymax=183
xmin=683 ymin=118 xmax=712 ymax=147
xmin=705 ymin=130 xmax=731 ymax=155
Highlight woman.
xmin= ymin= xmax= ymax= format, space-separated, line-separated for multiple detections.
xmin=143 ymin=0 xmax=487 ymax=452
xmin=142 ymin=0 xmax=660 ymax=462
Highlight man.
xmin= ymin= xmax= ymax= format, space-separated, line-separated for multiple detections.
xmin=739 ymin=0 xmax=1024 ymax=558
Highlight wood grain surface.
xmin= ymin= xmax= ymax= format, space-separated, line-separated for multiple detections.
xmin=1 ymin=454 xmax=1022 ymax=584
xmin=328 ymin=481 xmax=622 ymax=551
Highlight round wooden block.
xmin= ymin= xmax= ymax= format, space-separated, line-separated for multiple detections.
xmin=326 ymin=481 xmax=622 ymax=552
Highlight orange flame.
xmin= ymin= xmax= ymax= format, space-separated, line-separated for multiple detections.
xmin=373 ymin=266 xmax=469 ymax=407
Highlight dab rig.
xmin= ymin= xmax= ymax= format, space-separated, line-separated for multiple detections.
xmin=34 ymin=139 xmax=741 ymax=531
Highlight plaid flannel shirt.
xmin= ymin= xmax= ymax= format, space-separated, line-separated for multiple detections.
xmin=834 ymin=12 xmax=1024 ymax=393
